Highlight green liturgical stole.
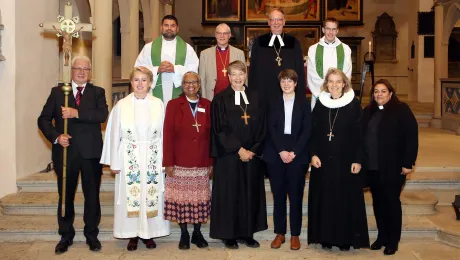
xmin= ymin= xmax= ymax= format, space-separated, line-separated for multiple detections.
xmin=150 ymin=36 xmax=187 ymax=101
xmin=315 ymin=43 xmax=345 ymax=79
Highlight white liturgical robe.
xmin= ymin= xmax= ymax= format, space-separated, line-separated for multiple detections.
xmin=135 ymin=36 xmax=199 ymax=106
xmin=100 ymin=93 xmax=170 ymax=239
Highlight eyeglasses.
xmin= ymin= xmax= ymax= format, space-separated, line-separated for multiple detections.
xmin=215 ymin=32 xmax=230 ymax=36
xmin=324 ymin=27 xmax=338 ymax=32
xmin=72 ymin=67 xmax=91 ymax=72
xmin=229 ymin=73 xmax=245 ymax=77
xmin=183 ymin=80 xmax=199 ymax=86
xmin=269 ymin=18 xmax=284 ymax=23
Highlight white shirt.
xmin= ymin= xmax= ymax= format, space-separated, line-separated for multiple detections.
xmin=71 ymin=81 xmax=87 ymax=98
xmin=283 ymin=94 xmax=295 ymax=134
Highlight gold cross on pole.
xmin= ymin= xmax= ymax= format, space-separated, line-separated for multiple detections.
xmin=39 ymin=1 xmax=94 ymax=83
xmin=241 ymin=111 xmax=251 ymax=125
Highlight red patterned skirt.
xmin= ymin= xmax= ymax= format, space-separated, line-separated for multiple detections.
xmin=164 ymin=166 xmax=211 ymax=223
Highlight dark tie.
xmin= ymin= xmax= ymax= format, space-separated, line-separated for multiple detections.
xmin=76 ymin=86 xmax=83 ymax=106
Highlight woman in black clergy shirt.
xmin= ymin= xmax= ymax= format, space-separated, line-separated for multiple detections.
xmin=363 ymin=79 xmax=418 ymax=256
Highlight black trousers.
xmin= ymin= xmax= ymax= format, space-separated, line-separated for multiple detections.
xmin=368 ymin=170 xmax=405 ymax=248
xmin=54 ymin=153 xmax=102 ymax=241
xmin=267 ymin=162 xmax=307 ymax=236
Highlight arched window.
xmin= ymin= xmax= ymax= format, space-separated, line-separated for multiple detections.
xmin=372 ymin=12 xmax=398 ymax=62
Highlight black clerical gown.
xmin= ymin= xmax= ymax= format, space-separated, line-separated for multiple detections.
xmin=249 ymin=33 xmax=306 ymax=106
xmin=209 ymin=86 xmax=267 ymax=240
xmin=308 ymin=98 xmax=370 ymax=248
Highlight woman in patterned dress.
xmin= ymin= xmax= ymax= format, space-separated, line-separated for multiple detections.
xmin=163 ymin=71 xmax=213 ymax=250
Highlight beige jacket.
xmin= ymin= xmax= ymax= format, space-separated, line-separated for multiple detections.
xmin=199 ymin=45 xmax=246 ymax=101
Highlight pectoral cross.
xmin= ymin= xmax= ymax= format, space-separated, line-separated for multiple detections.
xmin=275 ymin=56 xmax=282 ymax=66
xmin=222 ymin=68 xmax=227 ymax=76
xmin=241 ymin=111 xmax=251 ymax=125
xmin=327 ymin=131 xmax=334 ymax=141
xmin=192 ymin=122 xmax=201 ymax=132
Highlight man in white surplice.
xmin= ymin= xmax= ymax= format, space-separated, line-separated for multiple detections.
xmin=307 ymin=17 xmax=352 ymax=110
xmin=135 ymin=15 xmax=199 ymax=106
xmin=101 ymin=67 xmax=169 ymax=250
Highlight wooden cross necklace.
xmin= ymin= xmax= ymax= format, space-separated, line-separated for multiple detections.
xmin=328 ymin=108 xmax=339 ymax=141
xmin=217 ymin=47 xmax=229 ymax=76
xmin=239 ymin=103 xmax=250 ymax=125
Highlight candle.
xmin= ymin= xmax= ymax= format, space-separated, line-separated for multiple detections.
xmin=369 ymin=41 xmax=372 ymax=54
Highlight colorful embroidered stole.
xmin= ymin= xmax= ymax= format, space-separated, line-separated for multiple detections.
xmin=315 ymin=43 xmax=345 ymax=79
xmin=119 ymin=95 xmax=162 ymax=218
xmin=150 ymin=36 xmax=187 ymax=101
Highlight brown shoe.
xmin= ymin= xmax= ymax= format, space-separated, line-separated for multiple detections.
xmin=270 ymin=234 xmax=285 ymax=249
xmin=290 ymin=236 xmax=301 ymax=250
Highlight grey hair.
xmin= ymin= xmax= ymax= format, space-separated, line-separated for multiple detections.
xmin=71 ymin=55 xmax=92 ymax=68
xmin=215 ymin=23 xmax=231 ymax=33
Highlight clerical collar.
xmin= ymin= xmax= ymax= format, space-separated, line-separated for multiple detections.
xmin=234 ymin=88 xmax=249 ymax=105
xmin=269 ymin=33 xmax=285 ymax=47
xmin=217 ymin=45 xmax=229 ymax=52
xmin=186 ymin=95 xmax=199 ymax=103
xmin=378 ymin=105 xmax=384 ymax=110
xmin=162 ymin=36 xmax=176 ymax=43
xmin=325 ymin=40 xmax=336 ymax=45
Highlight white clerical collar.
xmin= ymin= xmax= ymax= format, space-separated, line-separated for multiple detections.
xmin=319 ymin=36 xmax=341 ymax=47
xmin=186 ymin=95 xmax=199 ymax=103
xmin=318 ymin=88 xmax=355 ymax=108
xmin=378 ymin=105 xmax=384 ymax=110
xmin=234 ymin=89 xmax=249 ymax=105
xmin=268 ymin=34 xmax=285 ymax=47
xmin=162 ymin=36 xmax=176 ymax=43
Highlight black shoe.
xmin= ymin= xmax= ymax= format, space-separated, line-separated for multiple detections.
xmin=178 ymin=232 xmax=190 ymax=250
xmin=191 ymin=231 xmax=208 ymax=248
xmin=383 ymin=247 xmax=397 ymax=255
xmin=371 ymin=240 xmax=384 ymax=250
xmin=383 ymin=244 xmax=398 ymax=255
xmin=238 ymin=237 xmax=260 ymax=248
xmin=127 ymin=237 xmax=139 ymax=251
xmin=321 ymin=243 xmax=332 ymax=250
xmin=55 ymin=238 xmax=73 ymax=254
xmin=86 ymin=238 xmax=102 ymax=252
xmin=142 ymin=238 xmax=156 ymax=249
xmin=224 ymin=239 xmax=239 ymax=249
xmin=339 ymin=245 xmax=350 ymax=251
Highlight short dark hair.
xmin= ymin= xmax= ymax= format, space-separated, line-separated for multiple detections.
xmin=278 ymin=69 xmax=298 ymax=84
xmin=323 ymin=18 xmax=339 ymax=28
xmin=161 ymin=15 xmax=178 ymax=26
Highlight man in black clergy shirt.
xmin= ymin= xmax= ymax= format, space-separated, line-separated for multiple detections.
xmin=248 ymin=8 xmax=306 ymax=106
xmin=38 ymin=56 xmax=108 ymax=254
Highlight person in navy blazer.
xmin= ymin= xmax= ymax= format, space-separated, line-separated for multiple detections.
xmin=263 ymin=69 xmax=312 ymax=250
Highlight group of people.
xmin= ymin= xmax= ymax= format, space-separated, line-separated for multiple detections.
xmin=37 ymin=9 xmax=419 ymax=257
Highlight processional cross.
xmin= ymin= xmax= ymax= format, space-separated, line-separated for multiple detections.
xmin=39 ymin=1 xmax=94 ymax=217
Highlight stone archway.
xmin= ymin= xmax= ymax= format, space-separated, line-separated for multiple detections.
xmin=443 ymin=1 xmax=460 ymax=43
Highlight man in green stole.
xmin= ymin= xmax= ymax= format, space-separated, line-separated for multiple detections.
xmin=307 ymin=18 xmax=352 ymax=109
xmin=135 ymin=15 xmax=199 ymax=106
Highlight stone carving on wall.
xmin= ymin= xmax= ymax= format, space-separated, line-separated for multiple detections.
xmin=0 ymin=10 xmax=5 ymax=61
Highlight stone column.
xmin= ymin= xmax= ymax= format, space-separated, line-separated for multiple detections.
xmin=432 ymin=3 xmax=444 ymax=128
xmin=151 ymin=0 xmax=160 ymax=40
xmin=120 ymin=0 xmax=139 ymax=79
xmin=92 ymin=0 xmax=113 ymax=109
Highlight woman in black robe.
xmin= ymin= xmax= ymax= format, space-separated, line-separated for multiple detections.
xmin=363 ymin=79 xmax=418 ymax=255
xmin=308 ymin=68 xmax=369 ymax=251
xmin=209 ymin=60 xmax=267 ymax=249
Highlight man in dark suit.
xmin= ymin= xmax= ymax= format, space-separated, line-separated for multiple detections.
xmin=38 ymin=56 xmax=108 ymax=254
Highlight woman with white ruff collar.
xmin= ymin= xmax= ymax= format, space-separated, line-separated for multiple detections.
xmin=308 ymin=68 xmax=369 ymax=251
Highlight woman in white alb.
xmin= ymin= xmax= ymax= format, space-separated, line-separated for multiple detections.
xmin=100 ymin=66 xmax=170 ymax=251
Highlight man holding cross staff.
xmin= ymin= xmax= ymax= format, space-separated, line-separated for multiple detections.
xmin=37 ymin=2 xmax=108 ymax=255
